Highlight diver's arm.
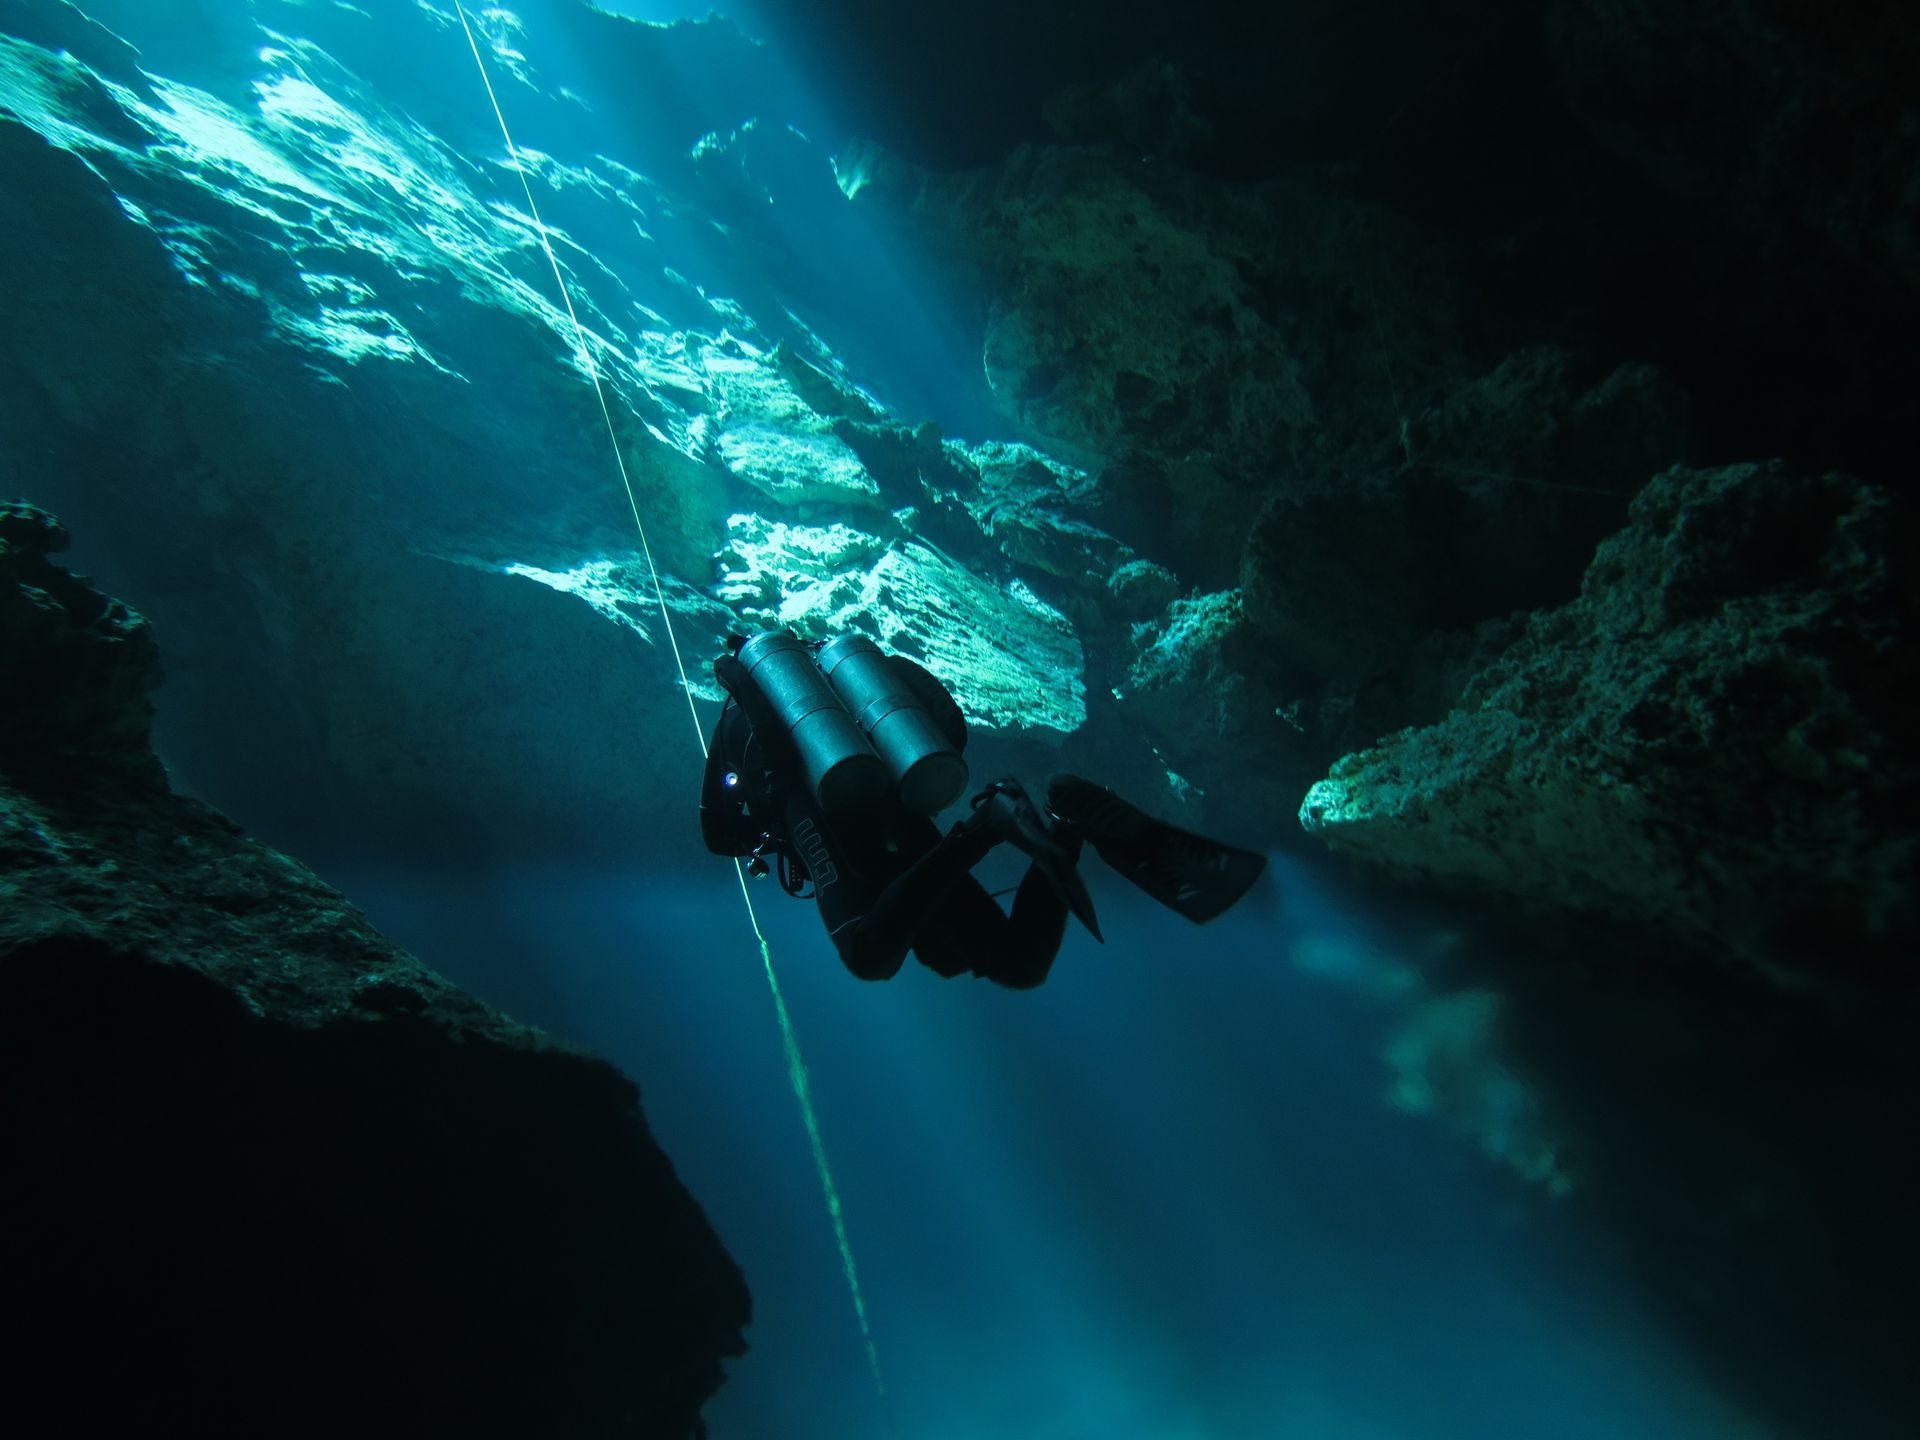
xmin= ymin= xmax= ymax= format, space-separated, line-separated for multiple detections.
xmin=699 ymin=701 xmax=757 ymax=856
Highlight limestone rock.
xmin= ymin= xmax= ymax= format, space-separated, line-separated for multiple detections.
xmin=0 ymin=10 xmax=1151 ymax=852
xmin=1301 ymin=462 xmax=1915 ymax=983
xmin=852 ymin=135 xmax=1711 ymax=791
xmin=0 ymin=500 xmax=161 ymax=787
xmin=1106 ymin=557 xmax=1179 ymax=620
xmin=1423 ymin=345 xmax=1680 ymax=489
xmin=1108 ymin=588 xmax=1296 ymax=823
xmin=859 ymin=138 xmax=1458 ymax=500
xmin=0 ymin=508 xmax=750 ymax=1435
xmin=702 ymin=335 xmax=883 ymax=509
xmin=0 ymin=14 xmax=937 ymax=848
xmin=1240 ymin=490 xmax=1422 ymax=686
xmin=960 ymin=439 xmax=1135 ymax=591
xmin=959 ymin=148 xmax=1330 ymax=470
xmin=715 ymin=513 xmax=1086 ymax=735
xmin=1403 ymin=349 xmax=1696 ymax=621
xmin=1225 ymin=352 xmax=1697 ymax=801
xmin=716 ymin=422 xmax=877 ymax=509
xmin=774 ymin=343 xmax=885 ymax=423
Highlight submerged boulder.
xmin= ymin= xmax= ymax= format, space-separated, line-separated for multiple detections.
xmin=1301 ymin=462 xmax=1915 ymax=984
xmin=0 ymin=502 xmax=749 ymax=1437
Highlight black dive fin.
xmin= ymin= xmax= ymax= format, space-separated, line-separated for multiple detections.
xmin=1050 ymin=860 xmax=1104 ymax=943
xmin=1048 ymin=775 xmax=1267 ymax=924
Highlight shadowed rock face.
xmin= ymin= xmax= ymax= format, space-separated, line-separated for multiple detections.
xmin=1301 ymin=462 xmax=1916 ymax=985
xmin=772 ymin=0 xmax=1918 ymax=479
xmin=839 ymin=135 xmax=1704 ymax=830
xmin=0 ymin=498 xmax=161 ymax=785
xmin=0 ymin=502 xmax=749 ymax=1438
xmin=1288 ymin=460 xmax=1920 ymax=1437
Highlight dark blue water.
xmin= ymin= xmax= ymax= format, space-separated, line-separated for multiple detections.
xmin=327 ymin=846 xmax=1763 ymax=1440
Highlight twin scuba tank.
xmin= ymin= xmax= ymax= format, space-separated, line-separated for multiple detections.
xmin=732 ymin=631 xmax=969 ymax=817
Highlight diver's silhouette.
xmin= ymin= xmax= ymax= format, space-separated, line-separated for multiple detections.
xmin=700 ymin=630 xmax=1266 ymax=987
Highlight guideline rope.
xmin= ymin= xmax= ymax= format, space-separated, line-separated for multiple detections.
xmin=449 ymin=0 xmax=888 ymax=1413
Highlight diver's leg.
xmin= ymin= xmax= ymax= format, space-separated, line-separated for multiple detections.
xmin=852 ymin=774 xmax=1095 ymax=967
xmin=999 ymin=859 xmax=1074 ymax=987
xmin=788 ymin=785 xmax=996 ymax=982
xmin=804 ymin=778 xmax=1087 ymax=983
xmin=827 ymin=822 xmax=998 ymax=980
xmin=915 ymin=838 xmax=1079 ymax=990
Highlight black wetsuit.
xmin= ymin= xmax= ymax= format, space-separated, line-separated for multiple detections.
xmin=699 ymin=660 xmax=1076 ymax=988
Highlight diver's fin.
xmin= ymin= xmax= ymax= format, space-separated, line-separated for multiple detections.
xmin=1052 ymin=860 xmax=1104 ymax=944
xmin=1047 ymin=774 xmax=1266 ymax=924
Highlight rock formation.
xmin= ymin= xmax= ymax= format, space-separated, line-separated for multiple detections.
xmin=1294 ymin=463 xmax=1919 ymax=1436
xmin=0 ymin=500 xmax=749 ymax=1437
xmin=1301 ymin=462 xmax=1915 ymax=985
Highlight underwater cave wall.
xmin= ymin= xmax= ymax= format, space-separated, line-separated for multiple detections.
xmin=3 ymin=4 xmax=1917 ymax=1436
xmin=1 ymin=496 xmax=750 ymax=1436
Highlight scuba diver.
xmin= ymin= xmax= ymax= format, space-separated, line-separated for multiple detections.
xmin=699 ymin=630 xmax=1267 ymax=988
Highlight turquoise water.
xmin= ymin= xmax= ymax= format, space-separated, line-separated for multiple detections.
xmin=323 ymin=846 xmax=1763 ymax=1440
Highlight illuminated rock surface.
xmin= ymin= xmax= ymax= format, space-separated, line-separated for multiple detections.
xmin=717 ymin=511 xmax=1085 ymax=733
xmin=0 ymin=499 xmax=748 ymax=1436
xmin=0 ymin=1 xmax=1107 ymax=841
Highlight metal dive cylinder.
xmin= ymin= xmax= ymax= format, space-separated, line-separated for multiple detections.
xmin=817 ymin=635 xmax=969 ymax=814
xmin=735 ymin=631 xmax=888 ymax=816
